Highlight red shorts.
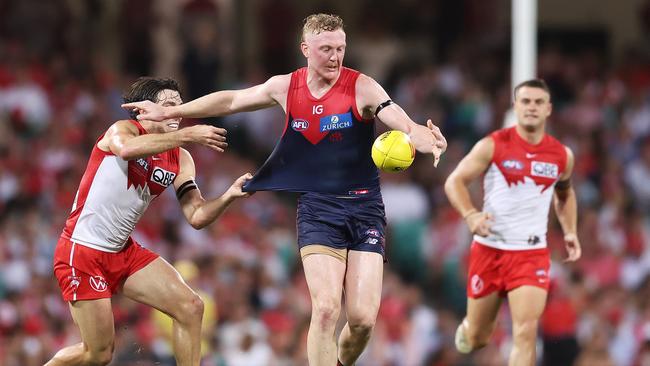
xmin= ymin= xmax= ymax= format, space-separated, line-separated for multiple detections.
xmin=467 ymin=241 xmax=550 ymax=298
xmin=53 ymin=236 xmax=159 ymax=302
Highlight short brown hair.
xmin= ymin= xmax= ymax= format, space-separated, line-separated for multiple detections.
xmin=301 ymin=13 xmax=344 ymax=41
xmin=514 ymin=79 xmax=550 ymax=100
xmin=123 ymin=77 xmax=181 ymax=120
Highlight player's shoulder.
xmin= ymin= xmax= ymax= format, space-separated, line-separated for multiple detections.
xmin=472 ymin=136 xmax=495 ymax=158
xmin=268 ymin=73 xmax=292 ymax=84
xmin=179 ymin=147 xmax=193 ymax=161
xmin=489 ymin=126 xmax=515 ymax=142
xmin=106 ymin=120 xmax=140 ymax=136
xmin=354 ymin=71 xmax=378 ymax=87
xmin=354 ymin=72 xmax=385 ymax=102
xmin=264 ymin=73 xmax=292 ymax=94
xmin=542 ymin=132 xmax=569 ymax=153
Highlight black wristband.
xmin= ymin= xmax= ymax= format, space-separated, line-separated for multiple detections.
xmin=176 ymin=180 xmax=198 ymax=200
xmin=374 ymin=100 xmax=394 ymax=117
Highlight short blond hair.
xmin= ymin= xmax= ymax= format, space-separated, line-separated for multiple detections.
xmin=301 ymin=13 xmax=344 ymax=41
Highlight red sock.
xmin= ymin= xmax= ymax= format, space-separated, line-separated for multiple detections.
xmin=337 ymin=361 xmax=345 ymax=366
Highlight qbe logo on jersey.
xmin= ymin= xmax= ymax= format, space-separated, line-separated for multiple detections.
xmin=531 ymin=161 xmax=558 ymax=179
xmin=151 ymin=167 xmax=176 ymax=187
xmin=320 ymin=112 xmax=353 ymax=132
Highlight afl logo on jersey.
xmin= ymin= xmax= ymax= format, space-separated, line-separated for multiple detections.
xmin=292 ymin=119 xmax=309 ymax=131
xmin=151 ymin=167 xmax=176 ymax=187
xmin=531 ymin=161 xmax=558 ymax=179
xmin=502 ymin=159 xmax=524 ymax=170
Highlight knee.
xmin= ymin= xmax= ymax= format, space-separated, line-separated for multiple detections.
xmin=347 ymin=313 xmax=376 ymax=338
xmin=173 ymin=292 xmax=204 ymax=324
xmin=312 ymin=299 xmax=341 ymax=330
xmin=512 ymin=319 xmax=539 ymax=343
xmin=84 ymin=343 xmax=114 ymax=366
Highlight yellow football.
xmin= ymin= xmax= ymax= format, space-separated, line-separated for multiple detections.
xmin=371 ymin=130 xmax=415 ymax=172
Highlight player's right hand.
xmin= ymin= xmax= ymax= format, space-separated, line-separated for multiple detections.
xmin=226 ymin=173 xmax=254 ymax=199
xmin=181 ymin=125 xmax=228 ymax=152
xmin=121 ymin=100 xmax=166 ymax=121
xmin=465 ymin=211 xmax=493 ymax=237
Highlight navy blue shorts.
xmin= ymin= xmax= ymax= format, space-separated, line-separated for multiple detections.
xmin=296 ymin=189 xmax=387 ymax=258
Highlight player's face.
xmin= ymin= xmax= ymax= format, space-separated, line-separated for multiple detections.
xmin=301 ymin=29 xmax=346 ymax=81
xmin=514 ymin=86 xmax=552 ymax=131
xmin=155 ymin=89 xmax=183 ymax=132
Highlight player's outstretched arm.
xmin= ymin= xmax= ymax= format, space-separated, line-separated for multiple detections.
xmin=553 ymin=147 xmax=581 ymax=262
xmin=355 ymin=74 xmax=447 ymax=166
xmin=444 ymin=137 xmax=494 ymax=236
xmin=174 ymin=149 xmax=252 ymax=230
xmin=99 ymin=121 xmax=228 ymax=160
xmin=121 ymin=75 xmax=291 ymax=121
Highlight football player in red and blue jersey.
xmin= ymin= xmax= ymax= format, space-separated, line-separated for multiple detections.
xmin=123 ymin=14 xmax=447 ymax=366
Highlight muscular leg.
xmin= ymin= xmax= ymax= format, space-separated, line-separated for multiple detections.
xmin=456 ymin=292 xmax=503 ymax=352
xmin=45 ymin=299 xmax=115 ymax=366
xmin=337 ymin=251 xmax=383 ymax=366
xmin=122 ymin=257 xmax=204 ymax=366
xmin=507 ymin=286 xmax=547 ymax=366
xmin=302 ymin=251 xmax=347 ymax=366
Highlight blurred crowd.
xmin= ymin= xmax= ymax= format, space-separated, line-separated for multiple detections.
xmin=1 ymin=0 xmax=650 ymax=365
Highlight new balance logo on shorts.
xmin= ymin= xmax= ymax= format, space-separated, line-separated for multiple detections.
xmin=365 ymin=228 xmax=381 ymax=245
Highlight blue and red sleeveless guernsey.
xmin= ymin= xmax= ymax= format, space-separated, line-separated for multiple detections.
xmin=243 ymin=67 xmax=379 ymax=194
xmin=475 ymin=126 xmax=567 ymax=250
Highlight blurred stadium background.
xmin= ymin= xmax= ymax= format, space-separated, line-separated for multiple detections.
xmin=1 ymin=0 xmax=650 ymax=365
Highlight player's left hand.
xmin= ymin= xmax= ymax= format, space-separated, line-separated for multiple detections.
xmin=427 ymin=120 xmax=447 ymax=167
xmin=563 ymin=233 xmax=581 ymax=262
xmin=409 ymin=120 xmax=447 ymax=167
xmin=226 ymin=173 xmax=254 ymax=199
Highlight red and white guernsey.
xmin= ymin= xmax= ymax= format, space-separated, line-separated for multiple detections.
xmin=475 ymin=127 xmax=567 ymax=250
xmin=61 ymin=121 xmax=179 ymax=252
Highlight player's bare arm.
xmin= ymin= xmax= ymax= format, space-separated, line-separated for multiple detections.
xmin=355 ymin=73 xmax=447 ymax=166
xmin=445 ymin=137 xmax=494 ymax=236
xmin=98 ymin=120 xmax=228 ymax=159
xmin=174 ymin=148 xmax=252 ymax=230
xmin=121 ymin=75 xmax=291 ymax=121
xmin=553 ymin=146 xmax=581 ymax=261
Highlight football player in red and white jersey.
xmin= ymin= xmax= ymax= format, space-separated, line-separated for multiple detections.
xmin=444 ymin=79 xmax=581 ymax=366
xmin=46 ymin=77 xmax=252 ymax=366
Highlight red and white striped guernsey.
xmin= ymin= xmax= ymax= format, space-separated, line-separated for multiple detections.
xmin=61 ymin=120 xmax=180 ymax=252
xmin=475 ymin=126 xmax=567 ymax=250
